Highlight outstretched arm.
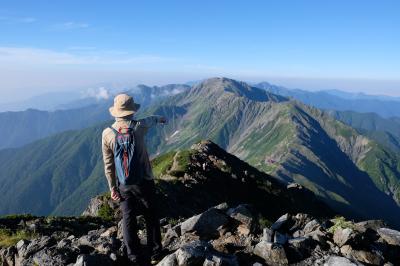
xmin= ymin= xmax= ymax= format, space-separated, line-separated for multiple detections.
xmin=138 ymin=115 xmax=167 ymax=128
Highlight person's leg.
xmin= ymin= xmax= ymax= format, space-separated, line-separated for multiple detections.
xmin=140 ymin=180 xmax=162 ymax=254
xmin=119 ymin=187 xmax=142 ymax=261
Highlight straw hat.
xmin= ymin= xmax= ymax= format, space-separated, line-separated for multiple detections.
xmin=109 ymin=94 xmax=140 ymax=118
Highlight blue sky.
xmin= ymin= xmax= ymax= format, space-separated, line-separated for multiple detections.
xmin=0 ymin=0 xmax=399 ymax=100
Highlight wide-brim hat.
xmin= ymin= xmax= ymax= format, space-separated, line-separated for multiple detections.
xmin=109 ymin=93 xmax=141 ymax=118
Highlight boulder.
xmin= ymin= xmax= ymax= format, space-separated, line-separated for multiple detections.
xmin=22 ymin=236 xmax=56 ymax=258
xmin=180 ymin=208 xmax=231 ymax=239
xmin=288 ymin=237 xmax=314 ymax=252
xmin=0 ymin=246 xmax=16 ymax=266
xmin=324 ymin=256 xmax=358 ymax=266
xmin=303 ymin=219 xmax=321 ymax=235
xmin=253 ymin=241 xmax=288 ymax=266
xmin=274 ymin=231 xmax=288 ymax=245
xmin=226 ymin=204 xmax=257 ymax=234
xmin=262 ymin=228 xmax=273 ymax=242
xmin=162 ymin=225 xmax=181 ymax=248
xmin=271 ymin=214 xmax=291 ymax=231
xmin=289 ymin=213 xmax=313 ymax=233
xmin=377 ymin=228 xmax=400 ymax=246
xmin=211 ymin=232 xmax=251 ymax=254
xmin=340 ymin=245 xmax=383 ymax=265
xmin=31 ymin=247 xmax=77 ymax=266
xmin=157 ymin=253 xmax=178 ymax=266
xmin=100 ymin=226 xmax=118 ymax=238
xmin=354 ymin=220 xmax=386 ymax=233
xmin=304 ymin=228 xmax=329 ymax=248
xmin=171 ymin=241 xmax=238 ymax=266
xmin=333 ymin=228 xmax=354 ymax=247
xmin=74 ymin=254 xmax=114 ymax=266
xmin=203 ymin=255 xmax=239 ymax=266
xmin=175 ymin=244 xmax=206 ymax=266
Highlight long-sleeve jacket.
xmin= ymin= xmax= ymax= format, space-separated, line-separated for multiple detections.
xmin=102 ymin=115 xmax=163 ymax=191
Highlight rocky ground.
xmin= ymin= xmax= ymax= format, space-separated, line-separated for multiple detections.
xmin=1 ymin=203 xmax=400 ymax=265
xmin=1 ymin=141 xmax=400 ymax=265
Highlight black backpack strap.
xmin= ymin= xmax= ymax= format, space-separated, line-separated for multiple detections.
xmin=109 ymin=120 xmax=137 ymax=135
xmin=129 ymin=120 xmax=138 ymax=130
xmin=109 ymin=126 xmax=119 ymax=135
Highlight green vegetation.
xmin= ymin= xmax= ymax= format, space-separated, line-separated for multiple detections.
xmin=167 ymin=218 xmax=180 ymax=226
xmin=328 ymin=216 xmax=355 ymax=234
xmin=0 ymin=228 xmax=37 ymax=248
xmin=95 ymin=192 xmax=114 ymax=221
xmin=169 ymin=150 xmax=193 ymax=177
xmin=258 ymin=216 xmax=273 ymax=229
xmin=98 ymin=203 xmax=114 ymax=221
xmin=151 ymin=151 xmax=176 ymax=177
xmin=0 ymin=122 xmax=108 ymax=216
xmin=1 ymin=214 xmax=37 ymax=220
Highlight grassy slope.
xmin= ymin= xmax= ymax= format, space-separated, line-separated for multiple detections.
xmin=0 ymin=78 xmax=399 ymax=228
xmin=0 ymin=123 xmax=107 ymax=216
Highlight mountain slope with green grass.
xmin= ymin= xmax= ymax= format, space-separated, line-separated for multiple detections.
xmin=0 ymin=123 xmax=108 ymax=216
xmin=142 ymin=78 xmax=400 ymax=226
xmin=0 ymin=77 xmax=400 ymax=228
xmin=326 ymin=110 xmax=400 ymax=153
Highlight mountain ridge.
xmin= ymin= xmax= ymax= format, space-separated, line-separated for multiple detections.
xmin=0 ymin=77 xmax=399 ymax=229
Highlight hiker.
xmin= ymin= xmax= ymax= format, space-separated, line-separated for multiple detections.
xmin=102 ymin=94 xmax=166 ymax=265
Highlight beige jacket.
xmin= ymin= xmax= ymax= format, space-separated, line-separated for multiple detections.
xmin=102 ymin=115 xmax=162 ymax=191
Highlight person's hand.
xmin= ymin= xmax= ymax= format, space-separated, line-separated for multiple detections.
xmin=159 ymin=116 xmax=167 ymax=124
xmin=111 ymin=187 xmax=121 ymax=201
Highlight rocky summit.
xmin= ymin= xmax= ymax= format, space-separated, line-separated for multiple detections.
xmin=0 ymin=141 xmax=400 ymax=265
xmin=1 ymin=203 xmax=400 ymax=265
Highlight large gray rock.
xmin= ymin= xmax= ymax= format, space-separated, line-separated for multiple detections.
xmin=333 ymin=228 xmax=354 ymax=247
xmin=340 ymin=245 xmax=383 ymax=265
xmin=157 ymin=253 xmax=178 ymax=266
xmin=21 ymin=236 xmax=56 ymax=258
xmin=31 ymin=247 xmax=77 ymax=266
xmin=354 ymin=220 xmax=386 ymax=233
xmin=164 ymin=241 xmax=238 ymax=266
xmin=271 ymin=214 xmax=291 ymax=231
xmin=274 ymin=231 xmax=288 ymax=245
xmin=203 ymin=255 xmax=239 ymax=266
xmin=377 ymin=228 xmax=400 ymax=246
xmin=253 ymin=241 xmax=288 ymax=266
xmin=288 ymin=237 xmax=314 ymax=253
xmin=226 ymin=204 xmax=257 ymax=233
xmin=304 ymin=228 xmax=329 ymax=247
xmin=180 ymin=208 xmax=231 ymax=239
xmin=74 ymin=254 xmax=114 ymax=266
xmin=324 ymin=256 xmax=358 ymax=266
xmin=262 ymin=228 xmax=273 ymax=242
xmin=303 ymin=219 xmax=321 ymax=235
xmin=0 ymin=246 xmax=17 ymax=266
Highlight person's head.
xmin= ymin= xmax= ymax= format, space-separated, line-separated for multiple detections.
xmin=109 ymin=94 xmax=140 ymax=118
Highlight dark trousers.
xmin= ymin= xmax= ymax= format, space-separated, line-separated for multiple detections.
xmin=119 ymin=179 xmax=162 ymax=259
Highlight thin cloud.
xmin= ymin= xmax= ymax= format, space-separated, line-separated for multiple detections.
xmin=67 ymin=46 xmax=97 ymax=51
xmin=0 ymin=46 xmax=176 ymax=67
xmin=53 ymin=21 xmax=89 ymax=30
xmin=0 ymin=16 xmax=37 ymax=24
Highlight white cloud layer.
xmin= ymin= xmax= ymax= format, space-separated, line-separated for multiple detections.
xmin=82 ymin=87 xmax=110 ymax=100
xmin=0 ymin=46 xmax=174 ymax=66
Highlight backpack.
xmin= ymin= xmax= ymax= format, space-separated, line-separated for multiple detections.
xmin=109 ymin=121 xmax=138 ymax=185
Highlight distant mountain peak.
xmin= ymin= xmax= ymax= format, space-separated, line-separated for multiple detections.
xmin=191 ymin=77 xmax=287 ymax=102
